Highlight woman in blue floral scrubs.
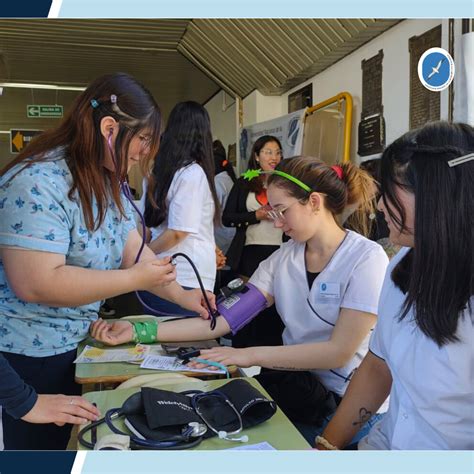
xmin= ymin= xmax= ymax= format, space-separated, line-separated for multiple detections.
xmin=0 ymin=73 xmax=213 ymax=450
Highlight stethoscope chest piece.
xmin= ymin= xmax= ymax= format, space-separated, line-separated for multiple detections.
xmin=184 ymin=421 xmax=208 ymax=438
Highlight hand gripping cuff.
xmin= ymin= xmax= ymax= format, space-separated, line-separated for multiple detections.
xmin=216 ymin=283 xmax=267 ymax=334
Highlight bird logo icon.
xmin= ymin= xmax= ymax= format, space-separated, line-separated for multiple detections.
xmin=418 ymin=48 xmax=455 ymax=92
xmin=427 ymin=58 xmax=445 ymax=79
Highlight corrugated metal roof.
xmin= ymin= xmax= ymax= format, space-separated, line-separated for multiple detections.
xmin=179 ymin=19 xmax=401 ymax=97
xmin=0 ymin=19 xmax=401 ymax=109
xmin=0 ymin=19 xmax=220 ymax=116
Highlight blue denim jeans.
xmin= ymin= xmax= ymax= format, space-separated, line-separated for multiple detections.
xmin=138 ymin=288 xmax=198 ymax=317
xmin=294 ymin=411 xmax=385 ymax=449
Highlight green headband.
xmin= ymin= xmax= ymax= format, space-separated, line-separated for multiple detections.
xmin=242 ymin=169 xmax=312 ymax=193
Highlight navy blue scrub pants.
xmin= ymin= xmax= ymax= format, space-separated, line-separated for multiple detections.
xmin=1 ymin=349 xmax=81 ymax=450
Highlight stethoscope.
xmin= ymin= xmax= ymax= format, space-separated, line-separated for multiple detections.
xmin=106 ymin=130 xmax=219 ymax=329
xmin=77 ymin=390 xmax=247 ymax=450
xmin=188 ymin=390 xmax=248 ymax=443
xmin=78 ymin=406 xmax=207 ymax=450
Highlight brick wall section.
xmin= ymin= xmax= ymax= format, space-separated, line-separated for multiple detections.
xmin=361 ymin=49 xmax=384 ymax=119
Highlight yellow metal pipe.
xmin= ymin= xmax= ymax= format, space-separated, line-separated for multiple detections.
xmin=305 ymin=92 xmax=353 ymax=163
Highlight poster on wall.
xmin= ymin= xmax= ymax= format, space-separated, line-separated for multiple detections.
xmin=239 ymin=109 xmax=306 ymax=168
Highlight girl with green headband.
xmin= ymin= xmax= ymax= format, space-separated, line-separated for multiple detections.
xmin=91 ymin=155 xmax=388 ymax=447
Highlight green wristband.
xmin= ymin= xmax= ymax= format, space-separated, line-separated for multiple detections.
xmin=132 ymin=320 xmax=158 ymax=344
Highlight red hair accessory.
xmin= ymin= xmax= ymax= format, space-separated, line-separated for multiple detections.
xmin=222 ymin=160 xmax=228 ymax=167
xmin=331 ymin=165 xmax=343 ymax=180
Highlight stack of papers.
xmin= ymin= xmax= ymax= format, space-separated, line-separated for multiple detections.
xmin=74 ymin=345 xmax=226 ymax=375
xmin=74 ymin=344 xmax=155 ymax=364
xmin=140 ymin=355 xmax=226 ymax=375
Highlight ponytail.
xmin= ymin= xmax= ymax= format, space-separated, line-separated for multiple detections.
xmin=339 ymin=161 xmax=377 ymax=237
xmin=213 ymin=140 xmax=237 ymax=183
xmin=268 ymin=156 xmax=377 ymax=237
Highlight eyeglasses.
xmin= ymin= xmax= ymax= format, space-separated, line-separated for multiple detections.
xmin=267 ymin=200 xmax=301 ymax=221
xmin=260 ymin=148 xmax=283 ymax=158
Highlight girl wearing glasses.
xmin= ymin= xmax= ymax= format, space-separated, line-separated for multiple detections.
xmin=0 ymin=74 xmax=212 ymax=449
xmin=92 ymin=156 xmax=389 ymax=446
xmin=223 ymin=135 xmax=286 ymax=348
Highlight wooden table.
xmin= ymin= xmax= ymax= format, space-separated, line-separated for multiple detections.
xmin=75 ymin=316 xmax=240 ymax=389
xmin=79 ymin=377 xmax=311 ymax=450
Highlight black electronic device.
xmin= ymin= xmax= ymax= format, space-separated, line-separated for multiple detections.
xmin=176 ymin=347 xmax=201 ymax=362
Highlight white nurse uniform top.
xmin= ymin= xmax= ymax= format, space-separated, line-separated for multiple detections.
xmin=249 ymin=230 xmax=389 ymax=396
xmin=360 ymin=247 xmax=474 ymax=450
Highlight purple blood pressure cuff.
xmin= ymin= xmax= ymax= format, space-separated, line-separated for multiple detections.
xmin=216 ymin=283 xmax=267 ymax=334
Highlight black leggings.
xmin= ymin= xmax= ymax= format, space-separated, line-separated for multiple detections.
xmin=1 ymin=350 xmax=81 ymax=450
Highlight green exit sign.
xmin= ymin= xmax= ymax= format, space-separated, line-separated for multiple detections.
xmin=27 ymin=105 xmax=63 ymax=118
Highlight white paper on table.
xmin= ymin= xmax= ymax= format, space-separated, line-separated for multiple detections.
xmin=225 ymin=442 xmax=276 ymax=451
xmin=140 ymin=354 xmax=226 ymax=375
xmin=74 ymin=344 xmax=152 ymax=363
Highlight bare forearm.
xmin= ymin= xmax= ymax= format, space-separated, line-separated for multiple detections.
xmin=251 ymin=341 xmax=353 ymax=371
xmin=321 ymin=352 xmax=392 ymax=449
xmin=157 ymin=316 xmax=231 ymax=342
xmin=24 ymin=266 xmax=134 ymax=307
xmin=148 ymin=229 xmax=188 ymax=254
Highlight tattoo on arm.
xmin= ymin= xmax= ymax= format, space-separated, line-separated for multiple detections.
xmin=352 ymin=407 xmax=372 ymax=427
xmin=270 ymin=366 xmax=306 ymax=371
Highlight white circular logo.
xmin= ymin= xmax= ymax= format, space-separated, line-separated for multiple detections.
xmin=418 ymin=47 xmax=455 ymax=92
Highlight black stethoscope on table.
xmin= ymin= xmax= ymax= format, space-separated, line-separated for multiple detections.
xmin=78 ymin=389 xmax=247 ymax=450
xmin=189 ymin=390 xmax=248 ymax=443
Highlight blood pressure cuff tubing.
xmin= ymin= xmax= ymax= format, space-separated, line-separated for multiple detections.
xmin=216 ymin=283 xmax=268 ymax=334
xmin=122 ymin=379 xmax=277 ymax=441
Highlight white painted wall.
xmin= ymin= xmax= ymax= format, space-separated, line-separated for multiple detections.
xmin=242 ymin=90 xmax=285 ymax=126
xmin=206 ymin=19 xmax=447 ymax=164
xmin=204 ymin=90 xmax=237 ymax=152
xmin=282 ymin=19 xmax=443 ymax=161
xmin=205 ymin=89 xmax=286 ymax=157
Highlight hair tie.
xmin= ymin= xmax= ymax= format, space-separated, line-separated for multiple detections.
xmin=331 ymin=165 xmax=344 ymax=180
xmin=90 ymin=99 xmax=99 ymax=109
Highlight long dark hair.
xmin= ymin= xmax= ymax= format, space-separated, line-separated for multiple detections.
xmin=381 ymin=121 xmax=473 ymax=346
xmin=144 ymin=101 xmax=219 ymax=227
xmin=247 ymin=135 xmax=283 ymax=194
xmin=1 ymin=72 xmax=161 ymax=231
xmin=213 ymin=139 xmax=236 ymax=183
xmin=268 ymin=156 xmax=376 ymax=237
